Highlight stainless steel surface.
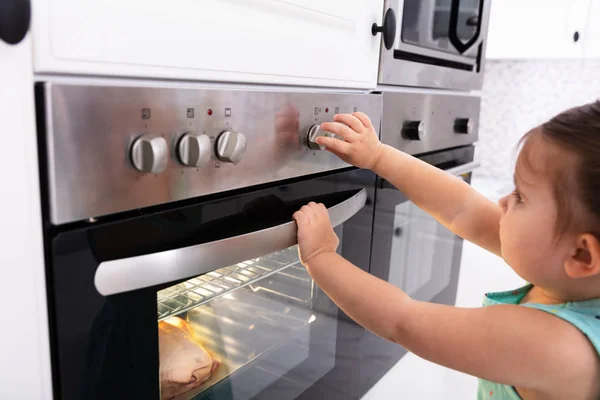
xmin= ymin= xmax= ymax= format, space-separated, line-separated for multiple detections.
xmin=130 ymin=134 xmax=168 ymax=173
xmin=94 ymin=188 xmax=367 ymax=296
xmin=401 ymin=120 xmax=426 ymax=141
xmin=445 ymin=161 xmax=480 ymax=176
xmin=307 ymin=125 xmax=327 ymax=151
xmin=454 ymin=117 xmax=474 ymax=134
xmin=376 ymin=0 xmax=492 ymax=90
xmin=381 ymin=91 xmax=480 ymax=155
xmin=43 ymin=83 xmax=382 ymax=224
xmin=216 ymin=130 xmax=247 ymax=164
xmin=178 ymin=132 xmax=211 ymax=167
xmin=156 ymin=245 xmax=300 ymax=321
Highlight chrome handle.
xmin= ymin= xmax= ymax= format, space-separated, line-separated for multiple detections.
xmin=379 ymin=161 xmax=479 ymax=190
xmin=445 ymin=161 xmax=480 ymax=176
xmin=94 ymin=188 xmax=367 ymax=296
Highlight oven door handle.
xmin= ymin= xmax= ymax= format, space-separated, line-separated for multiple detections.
xmin=445 ymin=161 xmax=480 ymax=177
xmin=448 ymin=0 xmax=484 ymax=54
xmin=94 ymin=188 xmax=367 ymax=296
xmin=379 ymin=161 xmax=480 ymax=190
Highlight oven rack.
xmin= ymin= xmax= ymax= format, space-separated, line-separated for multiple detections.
xmin=157 ymin=246 xmax=302 ymax=321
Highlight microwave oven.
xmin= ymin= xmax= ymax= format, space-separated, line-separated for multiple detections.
xmin=374 ymin=0 xmax=492 ymax=91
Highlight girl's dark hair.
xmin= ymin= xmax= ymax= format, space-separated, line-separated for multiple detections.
xmin=525 ymin=100 xmax=600 ymax=236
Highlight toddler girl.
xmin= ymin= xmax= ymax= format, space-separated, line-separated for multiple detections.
xmin=293 ymin=102 xmax=600 ymax=399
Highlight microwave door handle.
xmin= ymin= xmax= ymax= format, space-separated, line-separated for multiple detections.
xmin=94 ymin=188 xmax=367 ymax=296
xmin=448 ymin=0 xmax=483 ymax=54
xmin=379 ymin=161 xmax=480 ymax=190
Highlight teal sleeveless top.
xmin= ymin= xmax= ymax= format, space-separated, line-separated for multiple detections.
xmin=478 ymin=285 xmax=600 ymax=399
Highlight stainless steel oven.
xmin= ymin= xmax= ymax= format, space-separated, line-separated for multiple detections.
xmin=356 ymin=90 xmax=481 ymax=387
xmin=36 ymin=82 xmax=382 ymax=400
xmin=374 ymin=0 xmax=492 ymax=90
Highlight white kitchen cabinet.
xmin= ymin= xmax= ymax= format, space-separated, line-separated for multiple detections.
xmin=486 ymin=0 xmax=589 ymax=59
xmin=32 ymin=0 xmax=384 ymax=89
xmin=584 ymin=0 xmax=600 ymax=58
xmin=0 ymin=37 xmax=53 ymax=399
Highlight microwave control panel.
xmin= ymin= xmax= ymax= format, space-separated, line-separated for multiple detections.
xmin=41 ymin=83 xmax=382 ymax=225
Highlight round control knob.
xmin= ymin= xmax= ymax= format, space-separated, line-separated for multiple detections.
xmin=402 ymin=120 xmax=426 ymax=141
xmin=130 ymin=135 xmax=168 ymax=173
xmin=216 ymin=130 xmax=247 ymax=164
xmin=454 ymin=118 xmax=474 ymax=134
xmin=178 ymin=132 xmax=211 ymax=167
xmin=307 ymin=125 xmax=328 ymax=150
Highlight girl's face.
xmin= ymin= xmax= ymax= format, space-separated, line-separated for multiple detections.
xmin=497 ymin=134 xmax=574 ymax=288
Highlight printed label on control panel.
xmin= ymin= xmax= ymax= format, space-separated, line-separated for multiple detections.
xmin=225 ymin=108 xmax=232 ymax=117
xmin=335 ymin=106 xmax=340 ymax=114
xmin=186 ymin=108 xmax=195 ymax=118
xmin=314 ymin=107 xmax=321 ymax=116
xmin=142 ymin=108 xmax=151 ymax=120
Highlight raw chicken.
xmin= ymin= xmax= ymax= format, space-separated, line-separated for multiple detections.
xmin=159 ymin=316 xmax=218 ymax=400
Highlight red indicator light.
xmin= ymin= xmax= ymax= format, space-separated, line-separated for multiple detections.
xmin=207 ymin=108 xmax=213 ymax=116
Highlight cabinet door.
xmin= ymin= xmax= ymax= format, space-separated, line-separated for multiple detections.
xmin=33 ymin=0 xmax=384 ymax=88
xmin=584 ymin=0 xmax=600 ymax=58
xmin=486 ymin=0 xmax=588 ymax=59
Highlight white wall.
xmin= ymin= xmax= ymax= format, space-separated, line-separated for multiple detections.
xmin=476 ymin=60 xmax=600 ymax=180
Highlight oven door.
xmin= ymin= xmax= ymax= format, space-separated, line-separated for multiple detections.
xmin=377 ymin=0 xmax=491 ymax=90
xmin=47 ymin=169 xmax=375 ymax=400
xmin=357 ymin=146 xmax=477 ymax=386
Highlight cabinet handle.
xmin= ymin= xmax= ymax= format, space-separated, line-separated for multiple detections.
xmin=372 ymin=8 xmax=397 ymax=50
xmin=0 ymin=0 xmax=30 ymax=45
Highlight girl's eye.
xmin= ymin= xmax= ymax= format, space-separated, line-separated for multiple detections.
xmin=512 ymin=188 xmax=523 ymax=203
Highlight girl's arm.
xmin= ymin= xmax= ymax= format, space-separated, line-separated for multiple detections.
xmin=319 ymin=113 xmax=503 ymax=256
xmin=293 ymin=203 xmax=600 ymax=399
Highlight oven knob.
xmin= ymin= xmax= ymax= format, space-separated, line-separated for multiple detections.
xmin=130 ymin=135 xmax=168 ymax=173
xmin=454 ymin=118 xmax=474 ymax=134
xmin=307 ymin=124 xmax=328 ymax=150
xmin=216 ymin=130 xmax=247 ymax=164
xmin=178 ymin=132 xmax=211 ymax=167
xmin=402 ymin=121 xmax=426 ymax=141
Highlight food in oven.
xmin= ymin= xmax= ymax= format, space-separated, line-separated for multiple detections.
xmin=159 ymin=316 xmax=219 ymax=400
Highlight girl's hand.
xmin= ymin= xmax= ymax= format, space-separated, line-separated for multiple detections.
xmin=293 ymin=202 xmax=339 ymax=266
xmin=318 ymin=112 xmax=384 ymax=170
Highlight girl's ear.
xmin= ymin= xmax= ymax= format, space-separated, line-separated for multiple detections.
xmin=565 ymin=234 xmax=600 ymax=279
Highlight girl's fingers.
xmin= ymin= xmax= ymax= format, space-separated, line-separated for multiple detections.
xmin=292 ymin=211 xmax=309 ymax=229
xmin=314 ymin=136 xmax=351 ymax=156
xmin=352 ymin=112 xmax=373 ymax=129
xmin=300 ymin=204 xmax=317 ymax=221
xmin=334 ymin=113 xmax=364 ymax=132
xmin=320 ymin=122 xmax=359 ymax=142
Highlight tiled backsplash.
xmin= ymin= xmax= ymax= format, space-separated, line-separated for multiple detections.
xmin=477 ymin=60 xmax=600 ymax=180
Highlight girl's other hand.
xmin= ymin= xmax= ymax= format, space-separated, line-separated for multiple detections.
xmin=293 ymin=202 xmax=339 ymax=267
xmin=318 ymin=112 xmax=384 ymax=170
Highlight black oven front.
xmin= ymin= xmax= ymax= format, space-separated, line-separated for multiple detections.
xmin=47 ymin=169 xmax=375 ymax=400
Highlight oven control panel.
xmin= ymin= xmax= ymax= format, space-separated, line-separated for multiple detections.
xmin=382 ymin=91 xmax=480 ymax=155
xmin=42 ymin=83 xmax=382 ymax=224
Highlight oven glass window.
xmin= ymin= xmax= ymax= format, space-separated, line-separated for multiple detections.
xmin=401 ymin=0 xmax=481 ymax=55
xmin=156 ymin=245 xmax=336 ymax=400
